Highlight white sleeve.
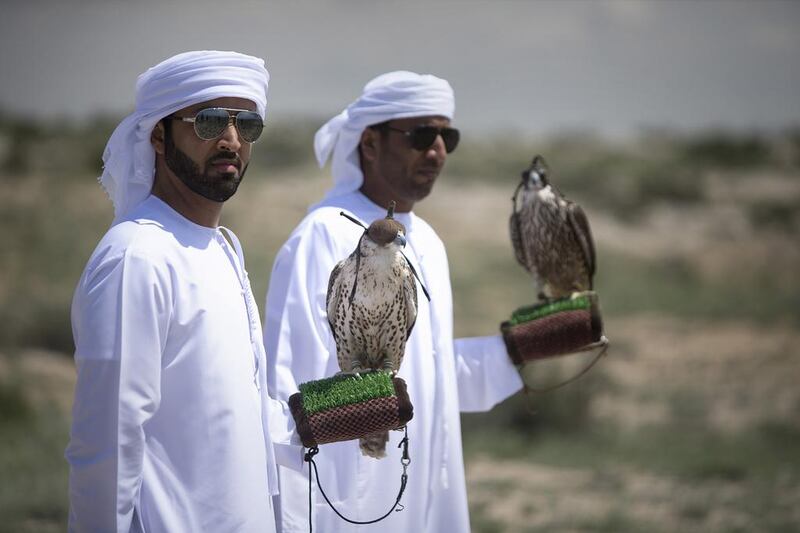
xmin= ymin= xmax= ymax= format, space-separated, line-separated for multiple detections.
xmin=453 ymin=334 xmax=523 ymax=413
xmin=264 ymin=219 xmax=342 ymax=401
xmin=66 ymin=251 xmax=169 ymax=533
xmin=268 ymin=399 xmax=306 ymax=473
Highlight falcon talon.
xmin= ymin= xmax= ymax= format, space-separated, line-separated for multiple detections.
xmin=344 ymin=367 xmax=364 ymax=379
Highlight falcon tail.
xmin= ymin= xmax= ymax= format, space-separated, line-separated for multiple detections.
xmin=359 ymin=431 xmax=389 ymax=459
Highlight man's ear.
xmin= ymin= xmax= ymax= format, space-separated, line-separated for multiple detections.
xmin=359 ymin=127 xmax=379 ymax=163
xmin=151 ymin=121 xmax=166 ymax=155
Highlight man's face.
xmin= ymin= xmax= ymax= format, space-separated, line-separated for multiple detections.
xmin=163 ymin=97 xmax=257 ymax=202
xmin=367 ymin=115 xmax=451 ymax=209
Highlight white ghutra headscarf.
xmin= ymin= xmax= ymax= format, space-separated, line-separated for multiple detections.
xmin=100 ymin=50 xmax=270 ymax=223
xmin=314 ymin=71 xmax=455 ymax=200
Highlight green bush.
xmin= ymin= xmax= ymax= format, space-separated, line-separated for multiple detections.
xmin=678 ymin=131 xmax=773 ymax=169
xmin=0 ymin=378 xmax=32 ymax=426
xmin=749 ymin=200 xmax=799 ymax=233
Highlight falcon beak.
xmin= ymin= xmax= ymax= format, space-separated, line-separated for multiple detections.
xmin=394 ymin=234 xmax=407 ymax=247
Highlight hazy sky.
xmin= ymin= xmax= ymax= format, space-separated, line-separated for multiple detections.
xmin=1 ymin=0 xmax=799 ymax=138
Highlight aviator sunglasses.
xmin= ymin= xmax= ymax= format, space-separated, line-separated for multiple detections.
xmin=387 ymin=124 xmax=460 ymax=153
xmin=169 ymin=107 xmax=264 ymax=143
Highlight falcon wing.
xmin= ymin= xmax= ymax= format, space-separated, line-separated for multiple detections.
xmin=402 ymin=266 xmax=418 ymax=340
xmin=509 ymin=211 xmax=529 ymax=270
xmin=566 ymin=201 xmax=596 ymax=288
xmin=326 ymin=259 xmax=346 ymax=332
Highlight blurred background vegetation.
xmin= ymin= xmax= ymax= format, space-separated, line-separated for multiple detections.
xmin=1 ymin=114 xmax=799 ymax=532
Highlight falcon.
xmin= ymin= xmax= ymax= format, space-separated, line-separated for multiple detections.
xmin=326 ymin=201 xmax=420 ymax=458
xmin=510 ymin=155 xmax=596 ymax=301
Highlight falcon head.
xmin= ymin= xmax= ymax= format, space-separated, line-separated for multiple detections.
xmin=365 ymin=201 xmax=407 ymax=251
xmin=520 ymin=155 xmax=550 ymax=191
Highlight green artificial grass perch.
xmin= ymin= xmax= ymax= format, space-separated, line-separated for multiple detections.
xmin=299 ymin=371 xmax=396 ymax=415
xmin=509 ymin=293 xmax=593 ymax=326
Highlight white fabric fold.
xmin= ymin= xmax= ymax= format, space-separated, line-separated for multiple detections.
xmin=313 ymin=71 xmax=455 ymax=200
xmin=100 ymin=50 xmax=269 ymax=223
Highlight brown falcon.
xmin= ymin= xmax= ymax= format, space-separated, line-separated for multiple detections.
xmin=510 ymin=155 xmax=596 ymax=301
xmin=326 ymin=201 xmax=420 ymax=458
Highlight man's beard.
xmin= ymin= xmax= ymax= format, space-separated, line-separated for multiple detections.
xmin=164 ymin=134 xmax=247 ymax=202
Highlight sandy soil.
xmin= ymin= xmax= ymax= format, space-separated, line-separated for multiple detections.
xmin=467 ymin=455 xmax=800 ymax=533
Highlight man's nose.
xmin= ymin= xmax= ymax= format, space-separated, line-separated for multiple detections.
xmin=217 ymin=122 xmax=242 ymax=152
xmin=426 ymin=134 xmax=447 ymax=159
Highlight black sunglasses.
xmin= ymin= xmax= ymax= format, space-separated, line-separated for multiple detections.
xmin=169 ymin=107 xmax=264 ymax=143
xmin=386 ymin=124 xmax=460 ymax=153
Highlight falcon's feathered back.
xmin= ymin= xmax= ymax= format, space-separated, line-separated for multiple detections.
xmin=510 ymin=155 xmax=596 ymax=301
xmin=326 ymin=202 xmax=418 ymax=458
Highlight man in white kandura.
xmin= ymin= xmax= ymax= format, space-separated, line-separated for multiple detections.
xmin=264 ymin=71 xmax=523 ymax=532
xmin=66 ymin=50 xmax=302 ymax=533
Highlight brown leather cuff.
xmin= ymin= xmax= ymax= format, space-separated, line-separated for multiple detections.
xmin=501 ymin=293 xmax=604 ymax=365
xmin=289 ymin=374 xmax=413 ymax=449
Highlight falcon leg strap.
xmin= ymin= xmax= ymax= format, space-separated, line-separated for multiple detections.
xmin=304 ymin=425 xmax=411 ymax=531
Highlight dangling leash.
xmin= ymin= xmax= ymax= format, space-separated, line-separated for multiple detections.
xmin=524 ymin=335 xmax=609 ymax=394
xmin=304 ymin=426 xmax=411 ymax=531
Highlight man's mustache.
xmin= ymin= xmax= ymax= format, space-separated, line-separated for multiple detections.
xmin=208 ymin=152 xmax=242 ymax=169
